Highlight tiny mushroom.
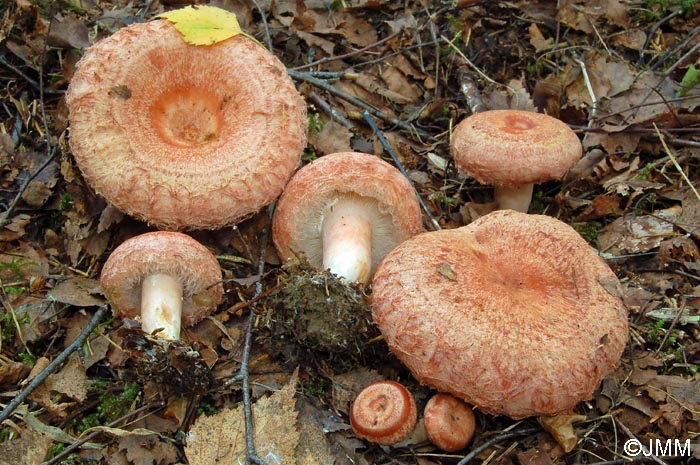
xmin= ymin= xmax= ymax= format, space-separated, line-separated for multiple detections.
xmin=423 ymin=393 xmax=476 ymax=452
xmin=372 ymin=210 xmax=629 ymax=419
xmin=272 ymin=152 xmax=423 ymax=284
xmin=101 ymin=231 xmax=223 ymax=340
xmin=450 ymin=109 xmax=582 ymax=212
xmin=350 ymin=380 xmax=418 ymax=446
xmin=66 ymin=17 xmax=307 ymax=230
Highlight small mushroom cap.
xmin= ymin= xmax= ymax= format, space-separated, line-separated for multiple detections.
xmin=423 ymin=393 xmax=476 ymax=452
xmin=372 ymin=210 xmax=629 ymax=419
xmin=101 ymin=231 xmax=223 ymax=327
xmin=66 ymin=20 xmax=307 ymax=230
xmin=272 ymin=152 xmax=423 ymax=277
xmin=350 ymin=380 xmax=418 ymax=446
xmin=450 ymin=110 xmax=582 ymax=186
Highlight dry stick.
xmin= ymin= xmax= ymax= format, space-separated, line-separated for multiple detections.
xmin=308 ymin=91 xmax=355 ymax=130
xmin=227 ymin=202 xmax=276 ymax=465
xmin=249 ymin=0 xmax=273 ymax=52
xmin=455 ymin=426 xmax=540 ymax=465
xmin=288 ymin=69 xmax=434 ymax=141
xmin=362 ymin=112 xmax=441 ymax=231
xmin=653 ymin=123 xmax=700 ymax=203
xmin=614 ymin=417 xmax=670 ymax=465
xmin=290 ymin=30 xmax=402 ymax=71
xmin=0 ymin=306 xmax=109 ymax=425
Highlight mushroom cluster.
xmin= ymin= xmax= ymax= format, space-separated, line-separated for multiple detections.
xmin=372 ymin=210 xmax=629 ymax=419
xmin=67 ymin=17 xmax=307 ymax=230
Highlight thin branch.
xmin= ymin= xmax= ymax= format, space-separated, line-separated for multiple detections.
xmin=227 ymin=202 xmax=276 ymax=465
xmin=288 ymin=69 xmax=434 ymax=140
xmin=290 ymin=30 xmax=402 ymax=71
xmin=363 ymin=112 xmax=441 ymax=231
xmin=456 ymin=426 xmax=540 ymax=465
xmin=0 ymin=306 xmax=109 ymax=425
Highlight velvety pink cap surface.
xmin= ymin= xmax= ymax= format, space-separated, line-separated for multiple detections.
xmin=101 ymin=231 xmax=223 ymax=327
xmin=372 ymin=210 xmax=629 ymax=418
xmin=67 ymin=20 xmax=307 ymax=230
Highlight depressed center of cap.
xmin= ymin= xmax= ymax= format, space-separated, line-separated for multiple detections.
xmin=150 ymin=85 xmax=223 ymax=147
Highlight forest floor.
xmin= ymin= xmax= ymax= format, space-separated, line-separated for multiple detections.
xmin=1 ymin=0 xmax=700 ymax=464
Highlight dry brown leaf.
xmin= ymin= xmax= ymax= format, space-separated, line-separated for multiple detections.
xmin=0 ymin=360 xmax=31 ymax=386
xmin=0 ymin=425 xmax=52 ymax=465
xmin=28 ymin=357 xmax=87 ymax=417
xmin=538 ymin=413 xmax=587 ymax=453
xmin=310 ymin=120 xmax=354 ymax=155
xmin=120 ymin=433 xmax=180 ymax=465
xmin=598 ymin=207 xmax=681 ymax=255
xmin=48 ymin=276 xmax=105 ymax=307
xmin=185 ymin=371 xmax=300 ymax=465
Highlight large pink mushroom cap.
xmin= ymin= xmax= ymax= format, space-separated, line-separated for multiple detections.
xmin=372 ymin=210 xmax=629 ymax=419
xmin=66 ymin=19 xmax=307 ymax=230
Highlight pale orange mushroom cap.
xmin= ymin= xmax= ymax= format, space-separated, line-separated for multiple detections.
xmin=66 ymin=20 xmax=307 ymax=230
xmin=272 ymin=152 xmax=423 ymax=280
xmin=423 ymin=393 xmax=476 ymax=452
xmin=350 ymin=380 xmax=418 ymax=446
xmin=451 ymin=110 xmax=582 ymax=211
xmin=101 ymin=231 xmax=223 ymax=328
xmin=372 ymin=210 xmax=629 ymax=419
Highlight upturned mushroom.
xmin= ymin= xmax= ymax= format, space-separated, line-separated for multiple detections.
xmin=450 ymin=110 xmax=582 ymax=212
xmin=423 ymin=393 xmax=476 ymax=452
xmin=101 ymin=231 xmax=223 ymax=340
xmin=349 ymin=380 xmax=418 ymax=446
xmin=66 ymin=16 xmax=307 ymax=230
xmin=272 ymin=152 xmax=423 ymax=284
xmin=372 ymin=210 xmax=629 ymax=419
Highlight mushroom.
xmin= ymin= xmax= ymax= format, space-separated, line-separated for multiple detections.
xmin=450 ymin=110 xmax=582 ymax=212
xmin=272 ymin=152 xmax=423 ymax=284
xmin=66 ymin=18 xmax=307 ymax=230
xmin=423 ymin=393 xmax=476 ymax=452
xmin=349 ymin=380 xmax=418 ymax=446
xmin=372 ymin=210 xmax=629 ymax=419
xmin=101 ymin=231 xmax=223 ymax=340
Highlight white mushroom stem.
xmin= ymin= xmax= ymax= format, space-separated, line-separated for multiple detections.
xmin=493 ymin=183 xmax=534 ymax=212
xmin=140 ymin=273 xmax=183 ymax=340
xmin=322 ymin=198 xmax=373 ymax=284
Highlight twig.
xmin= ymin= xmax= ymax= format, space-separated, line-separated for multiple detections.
xmin=0 ymin=54 xmax=65 ymax=95
xmin=227 ymin=202 xmax=276 ymax=465
xmin=653 ymin=296 xmax=687 ymax=358
xmin=290 ymin=31 xmax=402 ymax=71
xmin=575 ymin=56 xmax=598 ymax=125
xmin=309 ymin=92 xmax=355 ymax=130
xmin=249 ymin=0 xmax=273 ymax=52
xmin=456 ymin=426 xmax=540 ymax=465
xmin=288 ymin=69 xmax=434 ymax=140
xmin=614 ymin=417 xmax=669 ymax=465
xmin=362 ymin=112 xmax=441 ymax=231
xmin=0 ymin=306 xmax=109 ymax=425
xmin=653 ymin=123 xmax=700 ymax=203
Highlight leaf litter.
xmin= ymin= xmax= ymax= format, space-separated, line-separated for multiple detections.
xmin=0 ymin=0 xmax=700 ymax=464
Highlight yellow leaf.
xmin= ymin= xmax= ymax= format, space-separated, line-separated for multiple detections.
xmin=157 ymin=5 xmax=246 ymax=46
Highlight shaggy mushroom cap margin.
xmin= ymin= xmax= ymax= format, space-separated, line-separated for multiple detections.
xmin=272 ymin=152 xmax=424 ymax=281
xmin=67 ymin=20 xmax=307 ymax=230
xmin=371 ymin=210 xmax=629 ymax=419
